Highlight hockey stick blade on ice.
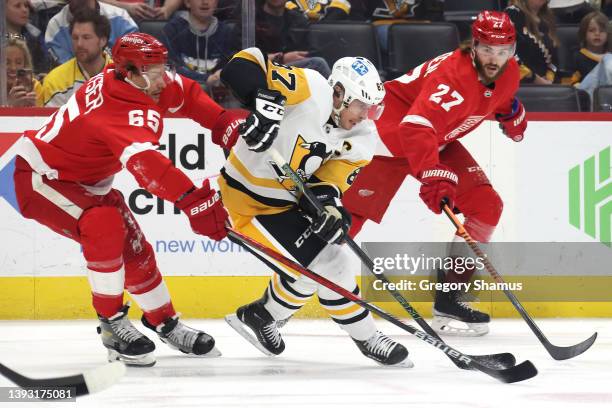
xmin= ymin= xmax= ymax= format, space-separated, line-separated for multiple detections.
xmin=442 ymin=204 xmax=597 ymax=360
xmin=0 ymin=361 xmax=126 ymax=398
xmin=267 ymin=148 xmax=516 ymax=370
xmin=227 ymin=228 xmax=538 ymax=383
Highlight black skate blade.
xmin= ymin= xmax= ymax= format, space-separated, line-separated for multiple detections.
xmin=545 ymin=332 xmax=597 ymax=360
xmin=224 ymin=314 xmax=277 ymax=357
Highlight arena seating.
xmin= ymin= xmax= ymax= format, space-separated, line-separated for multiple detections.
xmin=516 ymin=85 xmax=584 ymax=112
xmin=556 ymin=24 xmax=580 ymax=74
xmin=594 ymin=85 xmax=612 ymax=111
xmin=139 ymin=20 xmax=167 ymax=42
xmin=386 ymin=23 xmax=460 ymax=79
xmin=307 ymin=22 xmax=382 ymax=70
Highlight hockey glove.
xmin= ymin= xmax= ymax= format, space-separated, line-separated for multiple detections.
xmin=240 ymin=89 xmax=286 ymax=152
xmin=176 ymin=180 xmax=228 ymax=240
xmin=299 ymin=184 xmax=351 ymax=245
xmin=211 ymin=109 xmax=249 ymax=150
xmin=495 ymin=98 xmax=527 ymax=142
xmin=418 ymin=164 xmax=458 ymax=214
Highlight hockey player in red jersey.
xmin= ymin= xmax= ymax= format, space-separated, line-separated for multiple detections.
xmin=12 ymin=33 xmax=247 ymax=366
xmin=343 ymin=11 xmax=528 ymax=336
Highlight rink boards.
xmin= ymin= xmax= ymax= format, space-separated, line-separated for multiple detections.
xmin=0 ymin=108 xmax=610 ymax=319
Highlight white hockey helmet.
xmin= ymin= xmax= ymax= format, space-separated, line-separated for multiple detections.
xmin=328 ymin=56 xmax=385 ymax=126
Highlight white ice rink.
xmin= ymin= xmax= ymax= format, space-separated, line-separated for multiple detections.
xmin=0 ymin=318 xmax=609 ymax=408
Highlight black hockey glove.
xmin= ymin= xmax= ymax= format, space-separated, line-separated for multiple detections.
xmin=299 ymin=184 xmax=352 ymax=245
xmin=239 ymin=89 xmax=286 ymax=152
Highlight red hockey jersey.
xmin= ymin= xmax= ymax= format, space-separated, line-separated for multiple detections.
xmin=16 ymin=65 xmax=223 ymax=189
xmin=376 ymin=49 xmax=520 ymax=176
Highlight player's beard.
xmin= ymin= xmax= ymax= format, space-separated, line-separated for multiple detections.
xmin=474 ymin=55 xmax=509 ymax=85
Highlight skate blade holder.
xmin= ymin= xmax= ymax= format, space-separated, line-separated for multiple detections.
xmin=373 ymin=355 xmax=415 ymax=368
xmin=432 ymin=316 xmax=489 ymax=337
xmin=158 ymin=338 xmax=222 ymax=358
xmin=107 ymin=349 xmax=156 ymax=367
xmin=224 ymin=314 xmax=278 ymax=357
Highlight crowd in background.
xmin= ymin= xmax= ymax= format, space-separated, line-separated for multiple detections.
xmin=4 ymin=0 xmax=612 ymax=109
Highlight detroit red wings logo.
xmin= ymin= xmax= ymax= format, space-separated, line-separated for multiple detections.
xmin=444 ymin=116 xmax=485 ymax=141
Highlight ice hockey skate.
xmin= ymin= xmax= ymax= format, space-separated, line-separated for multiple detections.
xmin=432 ymin=283 xmax=490 ymax=337
xmin=97 ymin=303 xmax=156 ymax=367
xmin=225 ymin=298 xmax=285 ymax=357
xmin=142 ymin=314 xmax=221 ymax=357
xmin=353 ymin=331 xmax=413 ymax=367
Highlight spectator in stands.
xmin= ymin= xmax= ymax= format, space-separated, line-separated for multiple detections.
xmin=29 ymin=1 xmax=66 ymax=40
xmin=45 ymin=0 xmax=137 ymax=65
xmin=5 ymin=0 xmax=50 ymax=74
xmin=232 ymin=0 xmax=331 ymax=77
xmin=549 ymin=0 xmax=594 ymax=24
xmin=41 ymin=9 xmax=112 ymax=107
xmin=573 ymin=11 xmax=612 ymax=96
xmin=5 ymin=38 xmax=43 ymax=107
xmin=356 ymin=0 xmax=442 ymax=54
xmin=506 ymin=0 xmax=560 ymax=84
xmin=216 ymin=0 xmax=238 ymax=20
xmin=285 ymin=0 xmax=350 ymax=22
xmin=163 ymin=0 xmax=236 ymax=90
xmin=571 ymin=11 xmax=609 ymax=84
xmin=101 ymin=0 xmax=183 ymax=21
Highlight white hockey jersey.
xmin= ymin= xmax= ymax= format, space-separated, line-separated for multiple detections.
xmin=218 ymin=48 xmax=378 ymax=218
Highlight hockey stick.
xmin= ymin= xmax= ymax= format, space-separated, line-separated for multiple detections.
xmin=442 ymin=204 xmax=597 ymax=360
xmin=0 ymin=361 xmax=125 ymax=398
xmin=226 ymin=227 xmax=537 ymax=383
xmin=267 ymin=148 xmax=516 ymax=370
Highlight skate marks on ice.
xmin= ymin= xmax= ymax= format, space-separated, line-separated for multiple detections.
xmin=0 ymin=319 xmax=610 ymax=408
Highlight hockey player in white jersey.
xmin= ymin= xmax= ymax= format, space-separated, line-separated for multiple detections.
xmin=220 ymin=48 xmax=411 ymax=367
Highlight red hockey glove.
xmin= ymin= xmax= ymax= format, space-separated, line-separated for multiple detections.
xmin=211 ymin=109 xmax=249 ymax=150
xmin=496 ymin=98 xmax=527 ymax=142
xmin=418 ymin=164 xmax=458 ymax=214
xmin=175 ymin=180 xmax=228 ymax=240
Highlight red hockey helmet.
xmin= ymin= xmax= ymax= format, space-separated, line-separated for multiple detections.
xmin=472 ymin=10 xmax=516 ymax=46
xmin=111 ymin=33 xmax=168 ymax=77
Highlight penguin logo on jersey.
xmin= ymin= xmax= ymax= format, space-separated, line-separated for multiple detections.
xmin=373 ymin=0 xmax=422 ymax=19
xmin=347 ymin=167 xmax=362 ymax=185
xmin=269 ymin=135 xmax=331 ymax=190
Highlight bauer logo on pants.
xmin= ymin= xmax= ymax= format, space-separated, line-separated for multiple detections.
xmin=569 ymin=146 xmax=612 ymax=247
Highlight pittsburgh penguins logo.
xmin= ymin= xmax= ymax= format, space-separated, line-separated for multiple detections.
xmin=347 ymin=167 xmax=362 ymax=185
xmin=373 ymin=0 xmax=423 ymax=19
xmin=269 ymin=135 xmax=331 ymax=190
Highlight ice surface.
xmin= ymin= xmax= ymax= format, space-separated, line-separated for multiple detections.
xmin=0 ymin=319 xmax=609 ymax=408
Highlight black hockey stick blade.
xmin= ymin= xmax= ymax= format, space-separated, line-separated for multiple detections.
xmin=465 ymin=353 xmax=516 ymax=370
xmin=544 ymin=332 xmax=598 ymax=360
xmin=473 ymin=358 xmax=538 ymax=384
xmin=0 ymin=361 xmax=125 ymax=398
